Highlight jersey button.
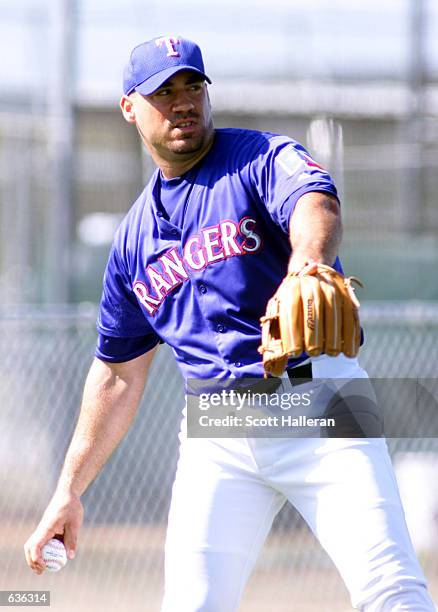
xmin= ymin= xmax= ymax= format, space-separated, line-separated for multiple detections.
xmin=216 ymin=324 xmax=226 ymax=333
xmin=234 ymin=361 xmax=242 ymax=368
xmin=157 ymin=211 xmax=163 ymax=217
xmin=199 ymin=284 xmax=207 ymax=294
xmin=170 ymin=228 xmax=178 ymax=235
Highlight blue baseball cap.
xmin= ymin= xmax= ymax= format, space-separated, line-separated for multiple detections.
xmin=123 ymin=36 xmax=212 ymax=96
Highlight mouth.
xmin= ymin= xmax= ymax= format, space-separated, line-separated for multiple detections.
xmin=175 ymin=120 xmax=196 ymax=128
xmin=171 ymin=119 xmax=199 ymax=135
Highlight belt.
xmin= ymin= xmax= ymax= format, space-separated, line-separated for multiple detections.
xmin=286 ymin=361 xmax=313 ymax=386
xmin=233 ymin=377 xmax=282 ymax=396
xmin=233 ymin=361 xmax=313 ymax=396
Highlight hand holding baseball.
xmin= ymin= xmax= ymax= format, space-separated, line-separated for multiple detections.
xmin=24 ymin=490 xmax=84 ymax=575
xmin=42 ymin=538 xmax=68 ymax=572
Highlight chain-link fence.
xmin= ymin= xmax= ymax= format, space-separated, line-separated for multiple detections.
xmin=1 ymin=302 xmax=438 ymax=611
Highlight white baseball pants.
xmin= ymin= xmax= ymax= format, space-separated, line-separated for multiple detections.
xmin=161 ymin=355 xmax=435 ymax=611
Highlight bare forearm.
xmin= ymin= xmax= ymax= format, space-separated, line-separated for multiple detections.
xmin=288 ymin=192 xmax=342 ymax=273
xmin=56 ymin=352 xmax=154 ymax=498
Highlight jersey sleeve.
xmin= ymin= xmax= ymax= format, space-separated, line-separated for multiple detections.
xmin=95 ymin=242 xmax=161 ymax=362
xmin=250 ymin=137 xmax=339 ymax=234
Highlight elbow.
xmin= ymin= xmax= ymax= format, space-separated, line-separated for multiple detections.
xmin=323 ymin=195 xmax=343 ymax=236
xmin=323 ymin=194 xmax=341 ymax=217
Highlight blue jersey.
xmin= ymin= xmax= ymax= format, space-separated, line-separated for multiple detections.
xmin=96 ymin=128 xmax=340 ymax=381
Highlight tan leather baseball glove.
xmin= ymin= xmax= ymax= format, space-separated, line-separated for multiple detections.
xmin=258 ymin=263 xmax=363 ymax=377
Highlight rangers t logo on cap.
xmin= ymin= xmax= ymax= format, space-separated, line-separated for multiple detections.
xmin=155 ymin=36 xmax=181 ymax=57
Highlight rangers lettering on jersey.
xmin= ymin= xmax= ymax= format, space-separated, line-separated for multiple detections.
xmin=133 ymin=216 xmax=262 ymax=315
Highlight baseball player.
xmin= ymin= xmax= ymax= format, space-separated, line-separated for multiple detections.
xmin=24 ymin=36 xmax=435 ymax=611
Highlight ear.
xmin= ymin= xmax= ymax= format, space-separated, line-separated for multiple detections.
xmin=119 ymin=94 xmax=136 ymax=123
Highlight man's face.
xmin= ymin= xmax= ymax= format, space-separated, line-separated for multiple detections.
xmin=125 ymin=70 xmax=214 ymax=161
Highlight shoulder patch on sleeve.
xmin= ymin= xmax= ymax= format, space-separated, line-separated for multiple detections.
xmin=276 ymin=146 xmax=307 ymax=176
xmin=276 ymin=145 xmax=325 ymax=177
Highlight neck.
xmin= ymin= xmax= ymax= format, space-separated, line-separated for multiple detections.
xmin=154 ymin=130 xmax=215 ymax=179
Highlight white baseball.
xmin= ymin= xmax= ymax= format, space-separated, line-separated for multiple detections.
xmin=42 ymin=538 xmax=68 ymax=572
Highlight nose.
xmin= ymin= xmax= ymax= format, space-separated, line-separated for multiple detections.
xmin=171 ymin=90 xmax=195 ymax=114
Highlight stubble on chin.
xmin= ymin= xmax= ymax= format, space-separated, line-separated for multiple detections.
xmin=170 ymin=140 xmax=204 ymax=156
xmin=168 ymin=131 xmax=210 ymax=156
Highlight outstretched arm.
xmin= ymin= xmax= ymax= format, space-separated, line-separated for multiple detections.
xmin=288 ymin=192 xmax=342 ymax=273
xmin=24 ymin=348 xmax=156 ymax=574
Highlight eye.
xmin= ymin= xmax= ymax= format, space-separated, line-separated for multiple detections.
xmin=156 ymin=88 xmax=171 ymax=97
xmin=188 ymin=83 xmax=203 ymax=92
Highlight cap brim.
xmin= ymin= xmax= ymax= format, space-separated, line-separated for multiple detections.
xmin=134 ymin=66 xmax=212 ymax=96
